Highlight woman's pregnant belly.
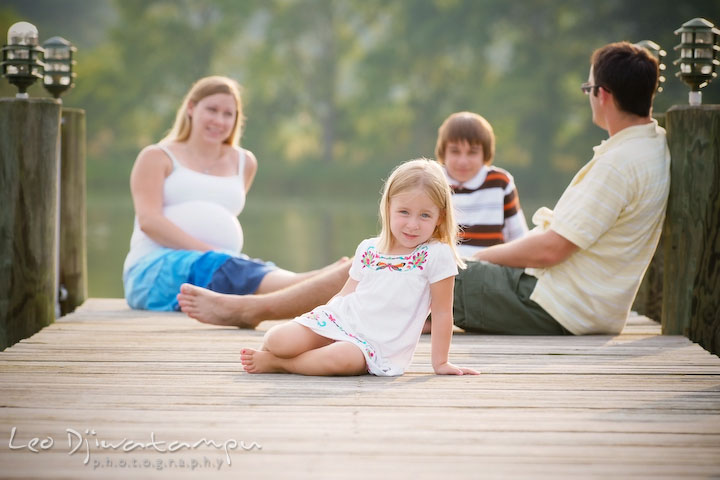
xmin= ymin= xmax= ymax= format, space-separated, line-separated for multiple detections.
xmin=164 ymin=200 xmax=243 ymax=254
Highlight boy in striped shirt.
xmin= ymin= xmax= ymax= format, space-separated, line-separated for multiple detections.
xmin=435 ymin=112 xmax=529 ymax=258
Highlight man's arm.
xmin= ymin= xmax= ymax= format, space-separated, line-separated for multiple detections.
xmin=472 ymin=229 xmax=579 ymax=268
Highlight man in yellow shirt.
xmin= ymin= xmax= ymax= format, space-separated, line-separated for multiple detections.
xmin=453 ymin=41 xmax=671 ymax=335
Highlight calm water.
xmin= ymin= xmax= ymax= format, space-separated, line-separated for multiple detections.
xmin=87 ymin=192 xmax=547 ymax=298
xmin=87 ymin=193 xmax=381 ymax=298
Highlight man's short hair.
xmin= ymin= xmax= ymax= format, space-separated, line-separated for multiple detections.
xmin=591 ymin=42 xmax=659 ymax=117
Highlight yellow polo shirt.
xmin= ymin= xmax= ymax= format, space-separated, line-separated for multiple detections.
xmin=526 ymin=120 xmax=670 ymax=334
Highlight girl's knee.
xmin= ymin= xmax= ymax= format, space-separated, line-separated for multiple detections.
xmin=262 ymin=323 xmax=294 ymax=353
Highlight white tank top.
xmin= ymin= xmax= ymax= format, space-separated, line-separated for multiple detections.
xmin=123 ymin=144 xmax=247 ymax=272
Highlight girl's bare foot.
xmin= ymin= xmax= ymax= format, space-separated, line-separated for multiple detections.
xmin=241 ymin=348 xmax=282 ymax=373
xmin=177 ymin=284 xmax=260 ymax=328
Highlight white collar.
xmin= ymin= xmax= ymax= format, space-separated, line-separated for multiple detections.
xmin=593 ymin=119 xmax=660 ymax=155
xmin=444 ymin=164 xmax=489 ymax=190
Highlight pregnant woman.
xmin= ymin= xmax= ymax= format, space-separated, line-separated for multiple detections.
xmin=123 ymin=76 xmax=347 ymax=312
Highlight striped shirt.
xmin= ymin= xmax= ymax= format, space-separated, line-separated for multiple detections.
xmin=444 ymin=165 xmax=528 ymax=258
xmin=526 ymin=120 xmax=670 ymax=335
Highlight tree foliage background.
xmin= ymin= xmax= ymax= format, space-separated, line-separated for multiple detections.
xmin=2 ymin=0 xmax=719 ymax=294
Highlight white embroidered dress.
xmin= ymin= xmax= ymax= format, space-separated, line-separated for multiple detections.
xmin=293 ymin=237 xmax=458 ymax=376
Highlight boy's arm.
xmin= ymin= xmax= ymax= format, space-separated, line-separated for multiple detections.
xmin=430 ymin=276 xmax=479 ymax=375
xmin=502 ymin=209 xmax=529 ymax=242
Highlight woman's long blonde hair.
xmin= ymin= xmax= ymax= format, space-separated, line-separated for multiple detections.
xmin=377 ymin=159 xmax=465 ymax=268
xmin=161 ymin=75 xmax=245 ymax=146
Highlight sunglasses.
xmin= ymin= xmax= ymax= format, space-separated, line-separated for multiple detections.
xmin=580 ymin=83 xmax=608 ymax=95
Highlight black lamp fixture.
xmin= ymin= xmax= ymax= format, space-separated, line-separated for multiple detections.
xmin=42 ymin=36 xmax=76 ymax=99
xmin=1 ymin=21 xmax=45 ymax=98
xmin=673 ymin=17 xmax=720 ymax=105
xmin=636 ymin=40 xmax=667 ymax=93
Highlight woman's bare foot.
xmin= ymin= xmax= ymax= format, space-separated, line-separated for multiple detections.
xmin=241 ymin=348 xmax=283 ymax=373
xmin=177 ymin=284 xmax=260 ymax=328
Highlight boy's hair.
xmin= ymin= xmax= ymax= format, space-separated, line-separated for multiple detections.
xmin=377 ymin=159 xmax=465 ymax=268
xmin=435 ymin=112 xmax=495 ymax=165
xmin=591 ymin=41 xmax=659 ymax=117
xmin=161 ymin=75 xmax=245 ymax=146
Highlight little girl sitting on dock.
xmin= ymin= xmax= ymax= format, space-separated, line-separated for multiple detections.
xmin=241 ymin=159 xmax=479 ymax=377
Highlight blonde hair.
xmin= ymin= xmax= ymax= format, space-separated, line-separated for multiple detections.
xmin=435 ymin=111 xmax=495 ymax=165
xmin=377 ymin=159 xmax=465 ymax=268
xmin=161 ymin=75 xmax=245 ymax=146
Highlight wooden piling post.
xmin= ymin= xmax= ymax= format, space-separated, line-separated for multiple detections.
xmin=59 ymin=108 xmax=87 ymax=315
xmin=0 ymin=98 xmax=61 ymax=351
xmin=662 ymin=105 xmax=720 ymax=355
xmin=632 ymin=113 xmax=666 ymax=322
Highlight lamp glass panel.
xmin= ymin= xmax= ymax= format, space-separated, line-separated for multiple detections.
xmin=46 ymin=61 xmax=70 ymax=72
xmin=8 ymin=48 xmax=30 ymax=60
xmin=44 ymin=73 xmax=62 ymax=84
xmin=681 ymin=48 xmax=694 ymax=59
xmin=695 ymin=32 xmax=713 ymax=44
xmin=681 ymin=32 xmax=694 ymax=43
xmin=45 ymin=47 xmax=70 ymax=60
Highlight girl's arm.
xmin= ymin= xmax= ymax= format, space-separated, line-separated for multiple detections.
xmin=130 ymin=146 xmax=216 ymax=251
xmin=333 ymin=277 xmax=359 ymax=299
xmin=429 ymin=276 xmax=480 ymax=376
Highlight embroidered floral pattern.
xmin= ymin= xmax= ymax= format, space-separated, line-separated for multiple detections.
xmin=304 ymin=310 xmax=377 ymax=360
xmin=360 ymin=249 xmax=376 ymax=269
xmin=360 ymin=244 xmax=428 ymax=272
xmin=325 ymin=312 xmax=375 ymax=359
xmin=302 ymin=310 xmax=326 ymax=327
xmin=407 ymin=248 xmax=428 ymax=270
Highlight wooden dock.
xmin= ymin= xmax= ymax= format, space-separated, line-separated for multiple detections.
xmin=1 ymin=299 xmax=719 ymax=479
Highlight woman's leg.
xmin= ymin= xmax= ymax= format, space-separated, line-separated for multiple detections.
xmin=241 ymin=341 xmax=367 ymax=376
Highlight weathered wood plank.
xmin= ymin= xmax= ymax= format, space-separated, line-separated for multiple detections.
xmin=0 ymin=299 xmax=719 ymax=479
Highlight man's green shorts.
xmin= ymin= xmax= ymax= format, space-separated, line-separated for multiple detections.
xmin=453 ymin=261 xmax=572 ymax=335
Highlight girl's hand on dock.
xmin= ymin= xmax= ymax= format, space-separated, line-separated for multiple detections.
xmin=433 ymin=362 xmax=480 ymax=376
